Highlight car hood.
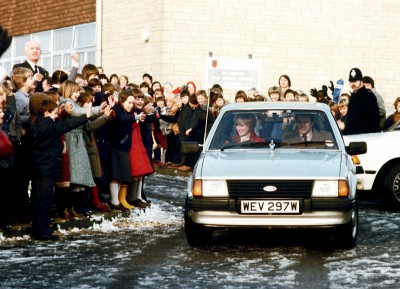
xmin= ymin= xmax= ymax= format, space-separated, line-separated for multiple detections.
xmin=344 ymin=130 xmax=400 ymax=165
xmin=197 ymin=150 xmax=343 ymax=179
xmin=344 ymin=131 xmax=400 ymax=148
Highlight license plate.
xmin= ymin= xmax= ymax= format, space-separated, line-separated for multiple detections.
xmin=241 ymin=200 xmax=300 ymax=214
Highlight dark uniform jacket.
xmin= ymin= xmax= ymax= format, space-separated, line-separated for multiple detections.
xmin=344 ymin=86 xmax=381 ymax=135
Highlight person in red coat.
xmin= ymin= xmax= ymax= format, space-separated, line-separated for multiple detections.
xmin=225 ymin=113 xmax=266 ymax=144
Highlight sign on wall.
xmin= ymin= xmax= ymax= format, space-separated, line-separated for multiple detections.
xmin=205 ymin=57 xmax=262 ymax=90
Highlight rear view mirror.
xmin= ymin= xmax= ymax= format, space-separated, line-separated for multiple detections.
xmin=346 ymin=142 xmax=367 ymax=155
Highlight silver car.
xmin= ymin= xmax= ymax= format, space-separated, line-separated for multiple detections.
xmin=184 ymin=102 xmax=366 ymax=248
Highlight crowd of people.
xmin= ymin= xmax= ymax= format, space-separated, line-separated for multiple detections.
xmin=1 ymin=34 xmax=400 ymax=241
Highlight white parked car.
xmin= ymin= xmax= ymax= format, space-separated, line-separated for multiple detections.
xmin=344 ymin=121 xmax=400 ymax=208
xmin=185 ymin=102 xmax=366 ymax=248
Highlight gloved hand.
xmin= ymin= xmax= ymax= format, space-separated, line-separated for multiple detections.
xmin=310 ymin=88 xmax=318 ymax=98
xmin=328 ymin=81 xmax=334 ymax=93
xmin=322 ymin=85 xmax=328 ymax=96
xmin=0 ymin=27 xmax=12 ymax=57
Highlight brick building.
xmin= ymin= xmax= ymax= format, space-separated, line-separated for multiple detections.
xmin=1 ymin=0 xmax=400 ymax=106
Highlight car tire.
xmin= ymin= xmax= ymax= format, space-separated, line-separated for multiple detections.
xmin=184 ymin=213 xmax=213 ymax=247
xmin=336 ymin=201 xmax=358 ymax=249
xmin=384 ymin=164 xmax=400 ymax=209
xmin=184 ymin=202 xmax=213 ymax=247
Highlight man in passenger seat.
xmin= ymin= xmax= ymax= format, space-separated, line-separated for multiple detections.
xmin=282 ymin=114 xmax=334 ymax=148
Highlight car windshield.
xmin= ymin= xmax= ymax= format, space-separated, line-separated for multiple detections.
xmin=209 ymin=109 xmax=338 ymax=150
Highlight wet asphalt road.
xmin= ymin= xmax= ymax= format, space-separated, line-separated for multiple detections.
xmin=1 ymin=174 xmax=400 ymax=289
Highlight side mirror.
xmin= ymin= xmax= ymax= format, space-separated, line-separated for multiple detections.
xmin=346 ymin=141 xmax=367 ymax=155
xmin=181 ymin=141 xmax=202 ymax=154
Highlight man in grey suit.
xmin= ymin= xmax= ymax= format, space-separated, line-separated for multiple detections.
xmin=12 ymin=40 xmax=49 ymax=92
xmin=282 ymin=113 xmax=335 ymax=149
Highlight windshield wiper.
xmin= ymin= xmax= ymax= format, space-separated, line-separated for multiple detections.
xmin=282 ymin=140 xmax=336 ymax=148
xmin=221 ymin=142 xmax=269 ymax=151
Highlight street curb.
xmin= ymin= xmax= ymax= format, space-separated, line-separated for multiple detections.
xmin=0 ymin=210 xmax=131 ymax=239
xmin=154 ymin=166 xmax=191 ymax=177
xmin=0 ymin=169 xmax=185 ymax=240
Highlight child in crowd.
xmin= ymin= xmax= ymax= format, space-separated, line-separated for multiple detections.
xmin=0 ymin=83 xmax=17 ymax=144
xmin=58 ymin=81 xmax=103 ymax=216
xmin=98 ymin=74 xmax=109 ymax=85
xmin=30 ymin=97 xmax=90 ymax=241
xmin=165 ymin=97 xmax=181 ymax=166
xmin=196 ymin=89 xmax=214 ymax=132
xmin=196 ymin=90 xmax=207 ymax=109
xmin=283 ymin=89 xmax=296 ymax=101
xmin=125 ymin=88 xmax=156 ymax=208
xmin=118 ymin=75 xmax=129 ymax=89
xmin=151 ymin=81 xmax=162 ymax=98
xmin=11 ymin=67 xmax=36 ymax=223
xmin=44 ymin=91 xmax=74 ymax=219
xmin=339 ymin=93 xmax=350 ymax=104
xmin=75 ymin=74 xmax=86 ymax=87
xmin=183 ymin=94 xmax=207 ymax=168
xmin=235 ymin=90 xmax=248 ymax=102
xmin=268 ymin=86 xmax=281 ymax=102
xmin=180 ymin=89 xmax=190 ymax=106
xmin=252 ymin=94 xmax=266 ymax=101
xmin=279 ymin=74 xmax=291 ymax=100
xmin=163 ymin=82 xmax=175 ymax=98
xmin=383 ymin=97 xmax=400 ymax=130
xmin=247 ymin=88 xmax=259 ymax=101
xmin=298 ymin=93 xmax=309 ymax=102
xmin=140 ymin=81 xmax=151 ymax=97
xmin=77 ymin=92 xmax=112 ymax=212
xmin=0 ymin=102 xmax=15 ymax=229
xmin=155 ymin=95 xmax=168 ymax=164
xmin=108 ymin=90 xmax=145 ymax=211
xmin=212 ymin=90 xmax=226 ymax=120
xmin=109 ymin=74 xmax=119 ymax=86
xmin=81 ymin=64 xmax=99 ymax=85
xmin=329 ymin=101 xmax=340 ymax=119
xmin=88 ymin=78 xmax=103 ymax=93
xmin=337 ymin=100 xmax=348 ymax=132
xmin=152 ymin=89 xmax=166 ymax=164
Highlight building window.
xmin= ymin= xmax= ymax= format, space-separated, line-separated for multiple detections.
xmin=0 ymin=22 xmax=96 ymax=75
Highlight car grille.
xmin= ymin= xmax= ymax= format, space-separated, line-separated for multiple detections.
xmin=227 ymin=180 xmax=313 ymax=198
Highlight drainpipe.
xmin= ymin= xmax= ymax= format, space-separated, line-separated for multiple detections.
xmin=96 ymin=0 xmax=102 ymax=66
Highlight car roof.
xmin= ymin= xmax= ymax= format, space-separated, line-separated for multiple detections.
xmin=219 ymin=101 xmax=330 ymax=113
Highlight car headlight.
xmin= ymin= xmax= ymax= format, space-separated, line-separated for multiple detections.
xmin=192 ymin=180 xmax=228 ymax=197
xmin=312 ymin=180 xmax=349 ymax=197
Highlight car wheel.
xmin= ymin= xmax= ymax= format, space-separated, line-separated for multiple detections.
xmin=336 ymin=201 xmax=358 ymax=249
xmin=184 ymin=210 xmax=212 ymax=247
xmin=384 ymin=164 xmax=400 ymax=209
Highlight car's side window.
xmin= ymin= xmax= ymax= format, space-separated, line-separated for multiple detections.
xmin=209 ymin=113 xmax=235 ymax=149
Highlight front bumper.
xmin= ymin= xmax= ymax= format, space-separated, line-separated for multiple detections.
xmin=186 ymin=197 xmax=355 ymax=228
xmin=187 ymin=210 xmax=352 ymax=227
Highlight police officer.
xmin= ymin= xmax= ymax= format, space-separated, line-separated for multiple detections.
xmin=343 ymin=68 xmax=381 ymax=135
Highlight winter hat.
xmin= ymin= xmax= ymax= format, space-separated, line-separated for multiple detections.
xmin=164 ymin=82 xmax=173 ymax=88
xmin=348 ymin=68 xmax=363 ymax=82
